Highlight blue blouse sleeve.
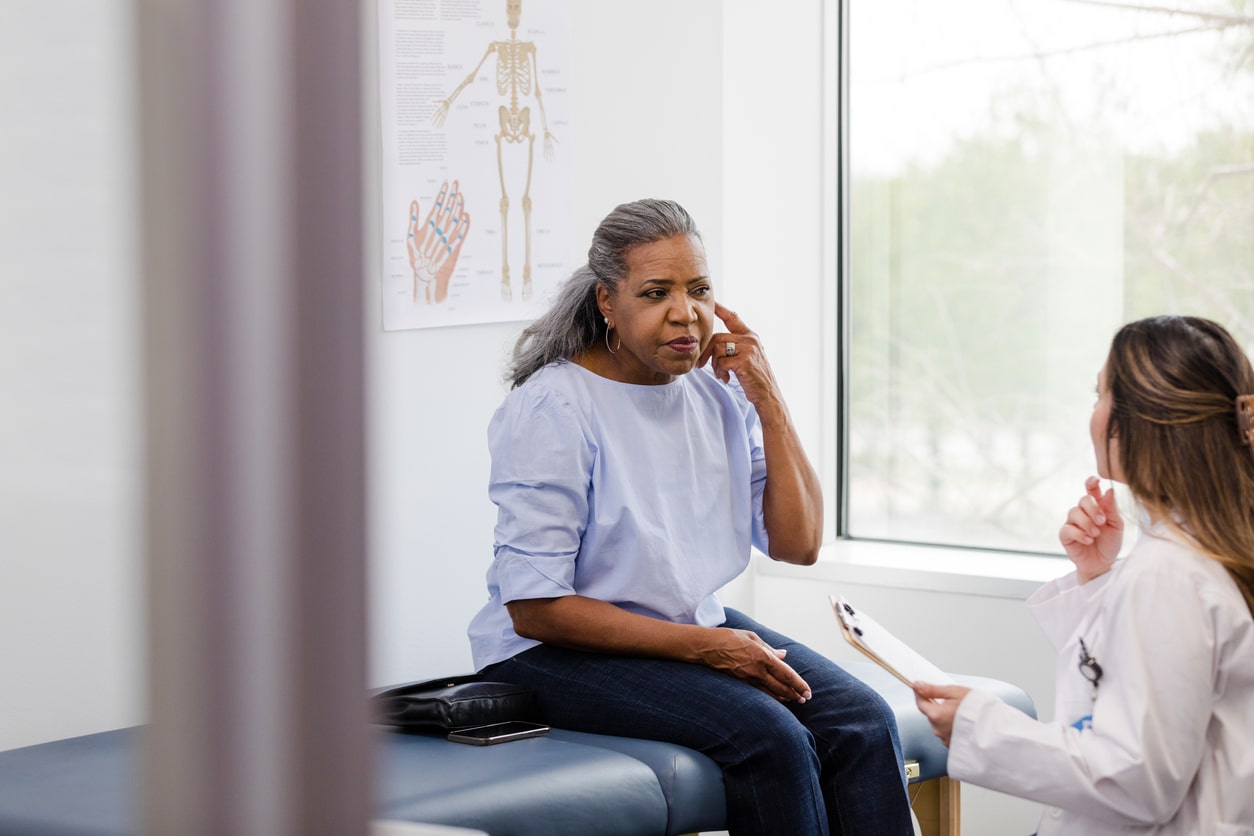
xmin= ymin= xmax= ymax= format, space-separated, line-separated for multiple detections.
xmin=486 ymin=381 xmax=595 ymax=604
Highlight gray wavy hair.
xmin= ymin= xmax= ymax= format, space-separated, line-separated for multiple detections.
xmin=507 ymin=198 xmax=701 ymax=388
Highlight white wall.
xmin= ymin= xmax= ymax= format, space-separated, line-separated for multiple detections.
xmin=722 ymin=0 xmax=827 ymax=458
xmin=0 ymin=0 xmax=144 ymax=752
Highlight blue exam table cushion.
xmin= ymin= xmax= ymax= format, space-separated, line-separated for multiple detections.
xmin=0 ymin=660 xmax=1035 ymax=836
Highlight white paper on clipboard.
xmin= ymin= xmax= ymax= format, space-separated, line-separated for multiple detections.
xmin=830 ymin=594 xmax=955 ymax=688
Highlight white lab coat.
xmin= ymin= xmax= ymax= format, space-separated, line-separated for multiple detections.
xmin=946 ymin=521 xmax=1254 ymax=835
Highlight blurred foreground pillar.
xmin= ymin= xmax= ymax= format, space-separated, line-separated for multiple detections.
xmin=137 ymin=0 xmax=368 ymax=833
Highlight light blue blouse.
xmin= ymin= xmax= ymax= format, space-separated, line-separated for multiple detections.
xmin=468 ymin=360 xmax=769 ymax=670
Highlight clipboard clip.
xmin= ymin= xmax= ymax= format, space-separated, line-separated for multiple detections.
xmin=834 ymin=596 xmax=864 ymax=637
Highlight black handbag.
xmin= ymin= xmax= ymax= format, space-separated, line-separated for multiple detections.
xmin=372 ymin=674 xmax=540 ymax=731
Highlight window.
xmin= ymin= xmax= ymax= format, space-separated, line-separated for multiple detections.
xmin=846 ymin=1 xmax=1254 ymax=553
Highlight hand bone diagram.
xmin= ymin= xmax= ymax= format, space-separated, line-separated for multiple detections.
xmin=407 ymin=180 xmax=471 ymax=304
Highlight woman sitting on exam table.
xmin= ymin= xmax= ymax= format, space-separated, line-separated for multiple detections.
xmin=468 ymin=198 xmax=915 ymax=836
xmin=915 ymin=315 xmax=1254 ymax=835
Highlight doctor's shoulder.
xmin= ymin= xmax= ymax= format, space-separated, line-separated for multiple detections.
xmin=1135 ymin=526 xmax=1248 ymax=599
xmin=1117 ymin=530 xmax=1254 ymax=648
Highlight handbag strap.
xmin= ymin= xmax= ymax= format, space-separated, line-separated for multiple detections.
xmin=371 ymin=672 xmax=482 ymax=700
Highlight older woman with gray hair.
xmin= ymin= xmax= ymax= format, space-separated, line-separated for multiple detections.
xmin=468 ymin=198 xmax=914 ymax=835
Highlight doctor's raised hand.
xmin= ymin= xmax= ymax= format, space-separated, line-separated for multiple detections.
xmin=1058 ymin=476 xmax=1124 ymax=584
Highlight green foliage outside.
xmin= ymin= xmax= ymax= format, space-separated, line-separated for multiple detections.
xmin=848 ymin=6 xmax=1254 ymax=553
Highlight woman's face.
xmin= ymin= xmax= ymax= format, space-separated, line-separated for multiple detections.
xmin=596 ymin=234 xmax=715 ymax=385
xmin=1091 ymin=364 xmax=1124 ymax=482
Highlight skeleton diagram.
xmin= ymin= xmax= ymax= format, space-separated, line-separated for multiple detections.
xmin=432 ymin=0 xmax=556 ymax=302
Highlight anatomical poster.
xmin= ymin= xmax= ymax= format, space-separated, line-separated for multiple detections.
xmin=378 ymin=0 xmax=574 ymax=331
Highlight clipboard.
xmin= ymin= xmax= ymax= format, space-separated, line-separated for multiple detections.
xmin=830 ymin=594 xmax=955 ymax=688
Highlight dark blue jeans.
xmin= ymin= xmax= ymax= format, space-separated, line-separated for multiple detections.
xmin=484 ymin=608 xmax=913 ymax=836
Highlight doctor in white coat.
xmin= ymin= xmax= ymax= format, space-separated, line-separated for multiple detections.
xmin=915 ymin=315 xmax=1254 ymax=836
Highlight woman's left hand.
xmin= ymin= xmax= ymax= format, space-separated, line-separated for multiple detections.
xmin=913 ymin=682 xmax=972 ymax=748
xmin=699 ymin=303 xmax=781 ymax=414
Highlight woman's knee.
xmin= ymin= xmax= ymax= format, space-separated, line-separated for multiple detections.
xmin=854 ymin=685 xmax=898 ymax=731
xmin=806 ymin=681 xmax=903 ymax=761
xmin=708 ymin=698 xmax=819 ymax=770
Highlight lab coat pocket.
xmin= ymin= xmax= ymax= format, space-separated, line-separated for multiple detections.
xmin=1216 ymin=824 xmax=1254 ymax=836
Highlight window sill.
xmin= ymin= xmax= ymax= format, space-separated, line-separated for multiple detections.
xmin=753 ymin=539 xmax=1072 ymax=600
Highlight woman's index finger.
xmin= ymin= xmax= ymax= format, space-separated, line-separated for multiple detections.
xmin=715 ymin=302 xmax=749 ymax=333
xmin=1100 ymin=487 xmax=1123 ymax=525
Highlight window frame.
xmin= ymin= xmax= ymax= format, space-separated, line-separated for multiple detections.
xmin=819 ymin=1 xmax=1068 ymax=586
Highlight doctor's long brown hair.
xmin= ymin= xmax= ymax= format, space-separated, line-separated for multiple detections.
xmin=1104 ymin=315 xmax=1254 ymax=618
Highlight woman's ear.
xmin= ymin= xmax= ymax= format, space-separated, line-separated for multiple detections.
xmin=595 ymin=283 xmax=614 ymax=321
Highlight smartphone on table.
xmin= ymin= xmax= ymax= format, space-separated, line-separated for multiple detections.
xmin=447 ymin=720 xmax=551 ymax=746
